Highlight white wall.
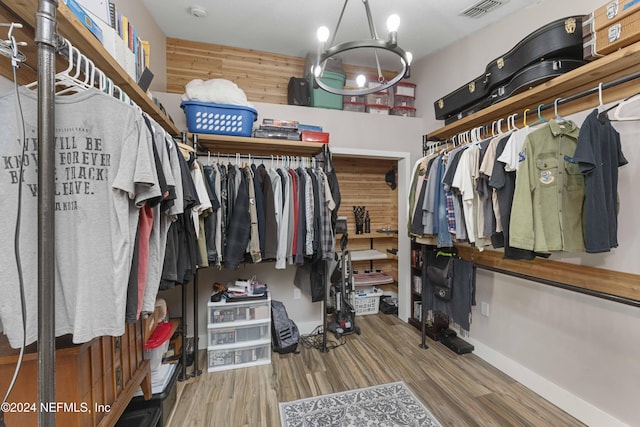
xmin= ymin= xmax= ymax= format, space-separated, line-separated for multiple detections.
xmin=412 ymin=1 xmax=640 ymax=425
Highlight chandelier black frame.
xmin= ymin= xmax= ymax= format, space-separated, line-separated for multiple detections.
xmin=313 ymin=0 xmax=411 ymax=96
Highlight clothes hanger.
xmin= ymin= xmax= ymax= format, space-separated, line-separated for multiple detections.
xmin=554 ymin=98 xmax=566 ymax=123
xmin=436 ymin=250 xmax=454 ymax=257
xmin=523 ymin=108 xmax=530 ymax=127
xmin=57 ymin=48 xmax=96 ymax=95
xmin=0 ymin=22 xmax=26 ymax=68
xmin=40 ymin=40 xmax=83 ymax=92
xmin=597 ymin=82 xmax=605 ymax=113
xmin=474 ymin=126 xmax=483 ymax=144
xmin=529 ymin=103 xmax=548 ymax=126
xmin=509 ymin=113 xmax=519 ymax=131
xmin=611 ymin=92 xmax=640 ymax=121
xmin=177 ymin=141 xmax=195 ymax=153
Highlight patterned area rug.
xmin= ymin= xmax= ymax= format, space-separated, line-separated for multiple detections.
xmin=279 ymin=381 xmax=442 ymax=427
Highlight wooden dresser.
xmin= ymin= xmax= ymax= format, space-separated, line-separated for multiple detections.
xmin=0 ymin=322 xmax=151 ymax=427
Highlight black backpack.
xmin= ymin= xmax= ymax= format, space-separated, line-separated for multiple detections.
xmin=287 ymin=77 xmax=310 ymax=106
xmin=271 ymin=299 xmax=300 ymax=354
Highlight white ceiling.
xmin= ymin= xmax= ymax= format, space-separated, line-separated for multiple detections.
xmin=142 ymin=0 xmax=540 ymax=70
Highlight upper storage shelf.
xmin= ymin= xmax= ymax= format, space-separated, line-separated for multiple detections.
xmin=190 ymin=133 xmax=327 ymax=156
xmin=428 ymin=40 xmax=640 ymax=140
xmin=4 ymin=0 xmax=179 ymax=135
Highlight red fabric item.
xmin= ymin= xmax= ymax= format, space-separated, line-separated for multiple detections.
xmin=136 ymin=205 xmax=154 ymax=319
xmin=144 ymin=322 xmax=172 ymax=350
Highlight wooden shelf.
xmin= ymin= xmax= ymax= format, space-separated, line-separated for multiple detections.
xmin=191 ymin=133 xmax=326 ymax=156
xmin=428 ymin=40 xmax=640 ymax=140
xmin=457 ymin=245 xmax=640 ymax=302
xmin=3 ymin=1 xmax=179 ymax=135
xmin=349 ymin=249 xmax=388 ymax=262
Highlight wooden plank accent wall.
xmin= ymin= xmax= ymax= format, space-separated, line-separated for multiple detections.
xmin=334 ymin=156 xmax=398 ymax=281
xmin=333 ymin=156 xmax=398 ymax=236
xmin=166 ymin=37 xmax=397 ymax=105
xmin=167 ymin=37 xmax=304 ymax=104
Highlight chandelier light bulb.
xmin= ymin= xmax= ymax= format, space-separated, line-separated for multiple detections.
xmin=317 ymin=26 xmax=330 ymax=43
xmin=356 ymin=74 xmax=367 ymax=88
xmin=405 ymin=51 xmax=413 ymax=65
xmin=386 ymin=14 xmax=400 ymax=32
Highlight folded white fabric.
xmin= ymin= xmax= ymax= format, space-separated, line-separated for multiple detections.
xmin=182 ymin=78 xmax=252 ymax=107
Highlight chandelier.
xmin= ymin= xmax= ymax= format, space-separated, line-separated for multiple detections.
xmin=313 ymin=0 xmax=412 ymax=96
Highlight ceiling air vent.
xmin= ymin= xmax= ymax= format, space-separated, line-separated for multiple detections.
xmin=460 ymin=0 xmax=509 ymax=19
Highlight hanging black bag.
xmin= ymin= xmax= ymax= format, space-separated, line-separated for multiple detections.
xmin=287 ymin=77 xmax=310 ymax=106
xmin=427 ymin=256 xmax=454 ymax=301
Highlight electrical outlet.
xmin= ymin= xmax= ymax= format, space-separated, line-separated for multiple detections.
xmin=293 ymin=288 xmax=301 ymax=300
xmin=481 ymin=302 xmax=490 ymax=317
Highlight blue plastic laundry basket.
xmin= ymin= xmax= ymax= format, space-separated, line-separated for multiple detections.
xmin=181 ymin=101 xmax=258 ymax=136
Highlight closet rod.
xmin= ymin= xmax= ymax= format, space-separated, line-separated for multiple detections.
xmin=187 ymin=133 xmax=325 ymax=164
xmin=475 ymin=264 xmax=640 ymax=308
xmin=533 ymin=68 xmax=640 ymax=117
xmin=422 ymin=137 xmax=449 ymax=156
xmin=36 ymin=0 xmax=58 ymax=426
xmin=193 ymin=152 xmax=324 ymax=163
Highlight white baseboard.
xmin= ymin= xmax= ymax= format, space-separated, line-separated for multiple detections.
xmin=466 ymin=337 xmax=628 ymax=427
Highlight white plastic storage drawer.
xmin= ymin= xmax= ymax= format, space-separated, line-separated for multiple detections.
xmin=207 ymin=340 xmax=271 ymax=372
xmin=208 ymin=320 xmax=270 ymax=346
xmin=208 ymin=299 xmax=271 ymax=325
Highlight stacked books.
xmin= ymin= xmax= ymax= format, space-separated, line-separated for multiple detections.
xmin=253 ymin=119 xmax=301 ymax=141
xmin=108 ymin=1 xmax=150 ymax=83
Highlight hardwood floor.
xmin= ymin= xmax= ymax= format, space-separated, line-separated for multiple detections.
xmin=166 ymin=313 xmax=584 ymax=427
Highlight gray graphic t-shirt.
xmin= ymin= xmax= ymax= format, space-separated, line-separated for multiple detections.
xmin=0 ymin=87 xmax=159 ymax=348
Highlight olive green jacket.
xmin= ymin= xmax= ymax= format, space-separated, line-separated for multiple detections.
xmin=510 ymin=120 xmax=585 ymax=252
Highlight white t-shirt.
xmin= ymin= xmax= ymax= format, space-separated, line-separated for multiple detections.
xmin=452 ymin=146 xmax=477 ymax=244
xmin=497 ymin=126 xmax=532 ymax=172
xmin=0 ymin=87 xmax=159 ymax=348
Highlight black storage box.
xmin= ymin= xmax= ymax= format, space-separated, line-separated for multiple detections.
xmin=124 ymin=364 xmax=181 ymax=427
xmin=441 ymin=335 xmax=474 ymax=355
xmin=115 ymin=408 xmax=161 ymax=427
